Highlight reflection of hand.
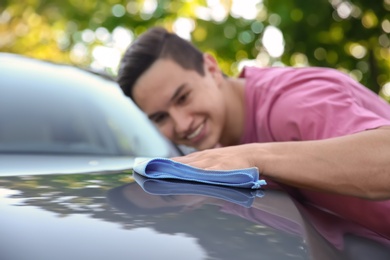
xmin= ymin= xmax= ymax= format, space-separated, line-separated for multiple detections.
xmin=172 ymin=143 xmax=261 ymax=171
xmin=251 ymin=189 xmax=303 ymax=222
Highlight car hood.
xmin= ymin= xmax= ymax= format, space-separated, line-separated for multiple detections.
xmin=1 ymin=162 xmax=390 ymax=260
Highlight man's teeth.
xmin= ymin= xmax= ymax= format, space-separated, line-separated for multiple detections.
xmin=187 ymin=124 xmax=203 ymax=139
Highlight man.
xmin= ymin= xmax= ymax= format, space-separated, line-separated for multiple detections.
xmin=117 ymin=27 xmax=390 ymax=200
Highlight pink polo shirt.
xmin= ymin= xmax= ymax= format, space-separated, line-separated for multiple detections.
xmin=238 ymin=66 xmax=390 ymax=239
xmin=240 ymin=66 xmax=390 ymax=143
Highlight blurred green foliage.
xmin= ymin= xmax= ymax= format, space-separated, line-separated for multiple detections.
xmin=0 ymin=0 xmax=389 ymax=96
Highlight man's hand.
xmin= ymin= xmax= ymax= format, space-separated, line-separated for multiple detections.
xmin=173 ymin=144 xmax=261 ymax=171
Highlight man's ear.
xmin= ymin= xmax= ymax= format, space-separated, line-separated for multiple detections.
xmin=203 ymin=53 xmax=223 ymax=85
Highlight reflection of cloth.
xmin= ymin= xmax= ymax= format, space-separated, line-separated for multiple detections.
xmin=133 ymin=157 xmax=266 ymax=189
xmin=133 ymin=173 xmax=264 ymax=208
xmin=240 ymin=66 xmax=390 ymax=144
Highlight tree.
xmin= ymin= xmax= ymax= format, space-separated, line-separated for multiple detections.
xmin=1 ymin=0 xmax=389 ymax=98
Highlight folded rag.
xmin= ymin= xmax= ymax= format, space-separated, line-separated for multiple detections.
xmin=133 ymin=157 xmax=267 ymax=189
xmin=133 ymin=173 xmax=264 ymax=208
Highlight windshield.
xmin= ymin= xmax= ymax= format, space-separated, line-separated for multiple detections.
xmin=0 ymin=55 xmax=174 ymax=157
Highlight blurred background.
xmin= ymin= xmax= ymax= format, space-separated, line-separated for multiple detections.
xmin=1 ymin=0 xmax=389 ymax=100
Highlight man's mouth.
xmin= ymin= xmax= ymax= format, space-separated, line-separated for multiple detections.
xmin=186 ymin=123 xmax=204 ymax=140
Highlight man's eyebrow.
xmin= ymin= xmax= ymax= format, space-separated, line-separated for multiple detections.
xmin=148 ymin=84 xmax=186 ymax=120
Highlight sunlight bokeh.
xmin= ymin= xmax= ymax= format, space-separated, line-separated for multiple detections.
xmin=86 ymin=0 xmax=285 ymax=74
xmin=1 ymin=0 xmax=389 ymax=95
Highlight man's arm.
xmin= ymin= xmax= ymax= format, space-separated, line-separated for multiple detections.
xmin=174 ymin=126 xmax=390 ymax=200
xmin=260 ymin=126 xmax=390 ymax=200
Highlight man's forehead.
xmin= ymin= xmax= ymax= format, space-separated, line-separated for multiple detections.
xmin=132 ymin=58 xmax=194 ymax=112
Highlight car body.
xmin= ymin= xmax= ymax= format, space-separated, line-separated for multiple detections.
xmin=1 ymin=54 xmax=390 ymax=260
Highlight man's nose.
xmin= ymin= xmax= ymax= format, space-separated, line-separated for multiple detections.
xmin=171 ymin=109 xmax=191 ymax=136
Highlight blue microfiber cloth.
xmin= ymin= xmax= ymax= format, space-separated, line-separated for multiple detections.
xmin=133 ymin=157 xmax=267 ymax=189
xmin=133 ymin=173 xmax=265 ymax=208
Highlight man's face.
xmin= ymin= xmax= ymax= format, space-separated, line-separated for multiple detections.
xmin=133 ymin=55 xmax=226 ymax=150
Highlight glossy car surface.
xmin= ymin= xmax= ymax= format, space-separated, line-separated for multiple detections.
xmin=2 ymin=173 xmax=390 ymax=260
xmin=1 ymin=54 xmax=390 ymax=260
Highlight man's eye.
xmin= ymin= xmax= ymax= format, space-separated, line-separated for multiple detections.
xmin=177 ymin=92 xmax=189 ymax=105
xmin=153 ymin=114 xmax=168 ymax=124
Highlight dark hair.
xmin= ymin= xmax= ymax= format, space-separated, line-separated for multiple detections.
xmin=117 ymin=27 xmax=205 ymax=100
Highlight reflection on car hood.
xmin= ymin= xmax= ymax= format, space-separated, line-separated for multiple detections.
xmin=0 ymin=154 xmax=135 ymax=176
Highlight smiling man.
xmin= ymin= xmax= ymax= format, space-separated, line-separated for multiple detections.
xmin=117 ymin=27 xmax=390 ymax=200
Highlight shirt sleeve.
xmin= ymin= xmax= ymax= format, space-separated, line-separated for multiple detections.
xmin=268 ymin=70 xmax=390 ymax=141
